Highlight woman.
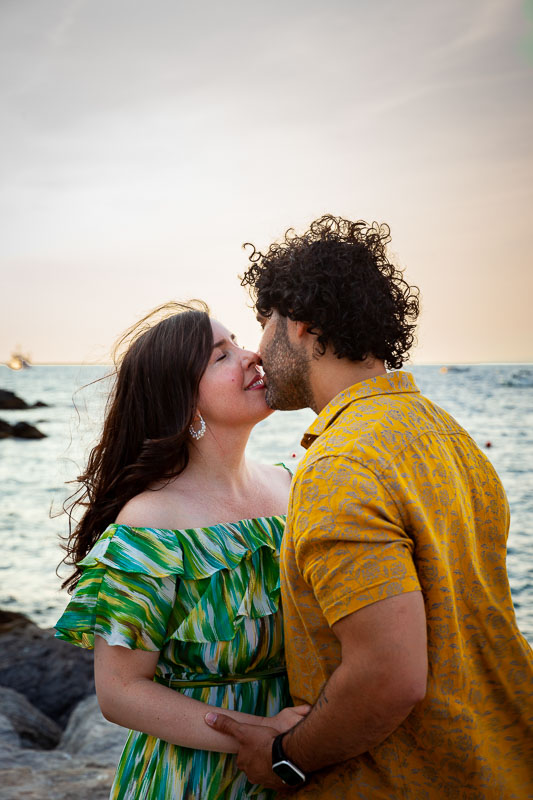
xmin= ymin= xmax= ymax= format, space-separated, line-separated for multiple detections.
xmin=55 ymin=301 xmax=308 ymax=799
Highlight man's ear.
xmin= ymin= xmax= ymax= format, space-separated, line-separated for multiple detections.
xmin=295 ymin=320 xmax=310 ymax=339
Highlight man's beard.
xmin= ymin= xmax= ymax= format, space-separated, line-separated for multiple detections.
xmin=261 ymin=318 xmax=314 ymax=411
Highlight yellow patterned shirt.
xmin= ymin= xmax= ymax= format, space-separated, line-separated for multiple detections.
xmin=281 ymin=371 xmax=533 ymax=799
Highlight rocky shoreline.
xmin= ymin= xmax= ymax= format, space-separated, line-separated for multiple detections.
xmin=0 ymin=610 xmax=128 ymax=800
xmin=0 ymin=390 xmax=48 ymax=410
xmin=0 ymin=420 xmax=46 ymax=439
xmin=0 ymin=389 xmax=48 ymax=440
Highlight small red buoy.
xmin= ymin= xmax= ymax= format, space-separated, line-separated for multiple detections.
xmin=291 ymin=453 xmax=297 ymax=458
xmin=485 ymin=441 xmax=492 ymax=448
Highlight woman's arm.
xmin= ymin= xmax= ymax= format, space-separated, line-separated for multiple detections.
xmin=94 ymin=636 xmax=307 ymax=753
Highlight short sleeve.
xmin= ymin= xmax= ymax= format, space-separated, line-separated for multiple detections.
xmin=54 ymin=525 xmax=182 ymax=651
xmin=55 ymin=565 xmax=177 ymax=651
xmin=291 ymin=456 xmax=421 ymax=626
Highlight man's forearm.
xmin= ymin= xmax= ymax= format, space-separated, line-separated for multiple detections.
xmin=203 ymin=592 xmax=427 ymax=785
xmin=282 ymin=659 xmax=419 ymax=773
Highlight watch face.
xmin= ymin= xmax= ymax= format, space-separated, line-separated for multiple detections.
xmin=272 ymin=759 xmax=306 ymax=787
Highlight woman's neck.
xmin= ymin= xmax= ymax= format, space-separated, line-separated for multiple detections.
xmin=129 ymin=422 xmax=287 ymax=531
xmin=184 ymin=424 xmax=254 ymax=492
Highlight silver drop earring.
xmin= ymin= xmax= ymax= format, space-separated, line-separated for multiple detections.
xmin=189 ymin=414 xmax=206 ymax=440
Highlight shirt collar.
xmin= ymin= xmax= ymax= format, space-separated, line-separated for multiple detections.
xmin=301 ymin=370 xmax=420 ymax=449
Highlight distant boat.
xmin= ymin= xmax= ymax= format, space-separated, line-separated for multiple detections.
xmin=6 ymin=352 xmax=31 ymax=370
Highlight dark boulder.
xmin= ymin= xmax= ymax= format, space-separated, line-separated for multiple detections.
xmin=0 ymin=420 xmax=47 ymax=439
xmin=10 ymin=422 xmax=46 ymax=439
xmin=0 ymin=390 xmax=49 ymax=410
xmin=0 ymin=610 xmax=94 ymax=728
xmin=0 ymin=390 xmax=28 ymax=409
xmin=0 ymin=610 xmax=35 ymax=634
xmin=0 ymin=687 xmax=61 ymax=749
xmin=0 ymin=713 xmax=20 ymax=749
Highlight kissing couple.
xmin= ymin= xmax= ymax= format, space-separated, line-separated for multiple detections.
xmin=56 ymin=214 xmax=533 ymax=799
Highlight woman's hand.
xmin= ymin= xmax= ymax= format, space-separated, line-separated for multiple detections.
xmin=262 ymin=704 xmax=311 ymax=734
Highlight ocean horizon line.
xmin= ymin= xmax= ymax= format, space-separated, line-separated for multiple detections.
xmin=2 ymin=359 xmax=532 ymax=369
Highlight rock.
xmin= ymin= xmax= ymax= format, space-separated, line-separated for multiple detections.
xmin=0 ymin=610 xmax=95 ymax=727
xmin=0 ymin=390 xmax=49 ymax=412
xmin=0 ymin=610 xmax=35 ymax=634
xmin=10 ymin=421 xmax=46 ymax=439
xmin=0 ymin=687 xmax=61 ymax=749
xmin=0 ymin=614 xmax=120 ymax=799
xmin=0 ymin=748 xmax=116 ymax=799
xmin=0 ymin=695 xmax=125 ymax=799
xmin=59 ymin=695 xmax=129 ymax=764
xmin=0 ymin=715 xmax=20 ymax=750
xmin=0 ymin=421 xmax=47 ymax=440
xmin=0 ymin=390 xmax=28 ymax=410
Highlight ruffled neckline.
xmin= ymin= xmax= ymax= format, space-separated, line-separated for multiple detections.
xmin=77 ymin=516 xmax=285 ymax=581
xmin=108 ymin=514 xmax=286 ymax=534
xmin=64 ymin=516 xmax=286 ymax=644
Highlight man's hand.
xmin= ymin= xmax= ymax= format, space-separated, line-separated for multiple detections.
xmin=263 ymin=704 xmax=311 ymax=735
xmin=205 ymin=713 xmax=287 ymax=789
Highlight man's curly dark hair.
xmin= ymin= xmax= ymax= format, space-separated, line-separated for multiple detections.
xmin=241 ymin=214 xmax=420 ymax=370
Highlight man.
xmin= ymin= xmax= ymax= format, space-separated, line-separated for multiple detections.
xmin=206 ymin=215 xmax=533 ymax=797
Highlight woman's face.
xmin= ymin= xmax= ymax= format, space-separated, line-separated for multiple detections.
xmin=196 ymin=319 xmax=272 ymax=429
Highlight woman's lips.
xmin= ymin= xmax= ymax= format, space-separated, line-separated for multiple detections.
xmin=245 ymin=376 xmax=265 ymax=390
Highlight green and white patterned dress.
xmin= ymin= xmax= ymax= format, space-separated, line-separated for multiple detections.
xmin=55 ymin=516 xmax=289 ymax=800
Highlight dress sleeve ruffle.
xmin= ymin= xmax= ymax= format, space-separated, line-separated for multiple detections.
xmin=55 ymin=518 xmax=283 ymax=649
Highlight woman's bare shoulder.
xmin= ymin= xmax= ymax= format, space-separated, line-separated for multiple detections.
xmin=251 ymin=461 xmax=293 ymax=488
xmin=271 ymin=462 xmax=294 ymax=481
xmin=115 ymin=489 xmax=186 ymax=529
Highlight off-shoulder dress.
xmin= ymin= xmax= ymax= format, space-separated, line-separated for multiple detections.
xmin=55 ymin=516 xmax=289 ymax=800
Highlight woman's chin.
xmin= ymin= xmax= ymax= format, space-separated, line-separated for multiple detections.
xmin=253 ymin=399 xmax=275 ymax=421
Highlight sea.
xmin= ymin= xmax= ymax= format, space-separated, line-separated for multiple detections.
xmin=0 ymin=363 xmax=532 ymax=645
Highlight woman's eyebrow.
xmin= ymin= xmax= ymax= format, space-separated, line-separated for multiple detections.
xmin=212 ymin=334 xmax=237 ymax=349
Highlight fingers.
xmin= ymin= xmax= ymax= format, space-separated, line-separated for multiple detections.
xmin=293 ymin=704 xmax=312 ymax=716
xmin=205 ymin=712 xmax=246 ymax=740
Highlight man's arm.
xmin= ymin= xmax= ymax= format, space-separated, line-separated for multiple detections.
xmin=282 ymin=589 xmax=427 ymax=771
xmin=94 ymin=636 xmax=310 ymax=753
xmin=206 ymin=589 xmax=427 ymax=784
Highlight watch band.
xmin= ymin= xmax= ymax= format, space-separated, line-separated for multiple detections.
xmin=272 ymin=732 xmax=287 ymax=765
xmin=272 ymin=733 xmax=307 ymax=787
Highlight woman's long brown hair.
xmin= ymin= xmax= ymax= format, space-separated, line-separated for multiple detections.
xmin=60 ymin=301 xmax=213 ymax=593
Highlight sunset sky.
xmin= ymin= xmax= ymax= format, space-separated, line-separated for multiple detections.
xmin=1 ymin=0 xmax=532 ymax=364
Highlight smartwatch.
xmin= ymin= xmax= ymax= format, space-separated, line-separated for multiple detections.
xmin=272 ymin=733 xmax=307 ymax=787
